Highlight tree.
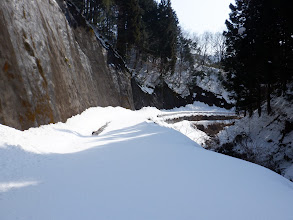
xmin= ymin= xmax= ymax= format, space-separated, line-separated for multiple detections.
xmin=212 ymin=32 xmax=226 ymax=64
xmin=223 ymin=0 xmax=293 ymax=116
xmin=116 ymin=0 xmax=142 ymax=59
xmin=157 ymin=0 xmax=178 ymax=74
xmin=137 ymin=0 xmax=158 ymax=56
xmin=70 ymin=0 xmax=185 ymax=81
xmin=198 ymin=31 xmax=213 ymax=65
xmin=223 ymin=0 xmax=261 ymax=115
xmin=175 ymin=30 xmax=197 ymax=84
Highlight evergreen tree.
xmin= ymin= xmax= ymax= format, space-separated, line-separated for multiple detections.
xmin=223 ymin=0 xmax=293 ymax=116
xmin=223 ymin=0 xmax=255 ymax=115
xmin=70 ymin=0 xmax=189 ymax=81
xmin=157 ymin=0 xmax=178 ymax=74
xmin=115 ymin=0 xmax=141 ymax=59
xmin=137 ymin=0 xmax=159 ymax=57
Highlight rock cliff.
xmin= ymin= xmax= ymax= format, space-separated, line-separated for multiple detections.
xmin=0 ymin=0 xmax=134 ymax=130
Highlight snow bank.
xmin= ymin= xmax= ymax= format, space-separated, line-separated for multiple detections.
xmin=216 ymin=95 xmax=293 ymax=181
xmin=1 ymin=106 xmax=293 ymax=220
xmin=163 ymin=101 xmax=233 ymax=113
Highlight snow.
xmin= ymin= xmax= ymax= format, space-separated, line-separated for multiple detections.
xmin=1 ymin=105 xmax=293 ymax=220
xmin=0 ymin=181 xmax=40 ymax=193
xmin=216 ymin=94 xmax=293 ymax=181
xmin=238 ymin=26 xmax=246 ymax=35
xmin=130 ymin=48 xmax=232 ymax=102
xmin=196 ymin=67 xmax=233 ymax=103
xmin=285 ymin=164 xmax=293 ymax=180
xmin=163 ymin=101 xmax=233 ymax=113
xmin=139 ymin=84 xmax=155 ymax=94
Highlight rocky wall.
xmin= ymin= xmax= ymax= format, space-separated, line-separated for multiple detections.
xmin=0 ymin=0 xmax=134 ymax=130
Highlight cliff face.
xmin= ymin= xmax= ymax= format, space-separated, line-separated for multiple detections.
xmin=132 ymin=78 xmax=233 ymax=110
xmin=0 ymin=0 xmax=133 ymax=130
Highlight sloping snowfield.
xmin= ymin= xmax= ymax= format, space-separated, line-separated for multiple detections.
xmin=1 ymin=105 xmax=293 ymax=220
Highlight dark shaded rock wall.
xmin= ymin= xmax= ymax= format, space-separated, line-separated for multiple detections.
xmin=131 ymin=79 xmax=191 ymax=109
xmin=0 ymin=0 xmax=133 ymax=130
xmin=132 ymin=78 xmax=233 ymax=110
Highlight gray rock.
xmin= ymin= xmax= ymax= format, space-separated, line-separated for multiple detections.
xmin=0 ymin=0 xmax=134 ymax=130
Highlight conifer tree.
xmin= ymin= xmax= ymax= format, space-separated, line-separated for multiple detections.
xmin=137 ymin=0 xmax=159 ymax=57
xmin=70 ymin=0 xmax=193 ymax=84
xmin=115 ymin=0 xmax=141 ymax=59
xmin=157 ymin=0 xmax=178 ymax=74
xmin=223 ymin=0 xmax=293 ymax=116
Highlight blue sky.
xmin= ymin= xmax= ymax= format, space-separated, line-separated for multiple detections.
xmin=170 ymin=0 xmax=234 ymax=34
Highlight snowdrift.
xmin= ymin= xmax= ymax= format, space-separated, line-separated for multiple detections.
xmin=1 ymin=106 xmax=293 ymax=220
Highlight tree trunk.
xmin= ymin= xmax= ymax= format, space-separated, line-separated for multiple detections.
xmin=248 ymin=104 xmax=253 ymax=117
xmin=266 ymin=83 xmax=272 ymax=114
xmin=257 ymin=85 xmax=261 ymax=117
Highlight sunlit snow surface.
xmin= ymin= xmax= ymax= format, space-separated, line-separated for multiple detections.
xmin=1 ymin=104 xmax=293 ymax=220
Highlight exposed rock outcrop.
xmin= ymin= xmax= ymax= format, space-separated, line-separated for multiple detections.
xmin=132 ymin=78 xmax=233 ymax=110
xmin=0 ymin=0 xmax=133 ymax=130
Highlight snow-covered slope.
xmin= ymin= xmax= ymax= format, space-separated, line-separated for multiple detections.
xmin=1 ymin=106 xmax=293 ymax=220
xmin=211 ymin=94 xmax=293 ymax=181
xmin=194 ymin=65 xmax=232 ymax=103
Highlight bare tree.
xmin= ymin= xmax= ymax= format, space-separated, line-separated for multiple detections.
xmin=212 ymin=32 xmax=226 ymax=63
xmin=192 ymin=31 xmax=226 ymax=66
xmin=193 ymin=31 xmax=213 ymax=65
